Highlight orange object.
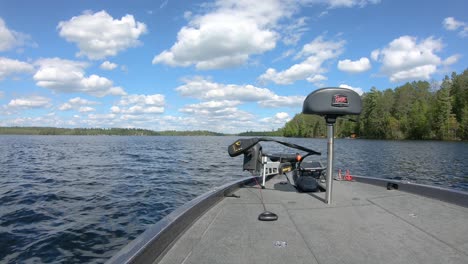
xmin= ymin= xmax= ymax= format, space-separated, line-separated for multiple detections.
xmin=345 ymin=169 xmax=353 ymax=181
xmin=296 ymin=154 xmax=302 ymax=162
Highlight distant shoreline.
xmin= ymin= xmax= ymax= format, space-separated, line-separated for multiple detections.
xmin=0 ymin=126 xmax=281 ymax=137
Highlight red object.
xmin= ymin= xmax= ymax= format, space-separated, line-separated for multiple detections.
xmin=345 ymin=169 xmax=353 ymax=181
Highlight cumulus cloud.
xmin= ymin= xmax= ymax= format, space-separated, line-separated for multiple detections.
xmin=152 ymin=0 xmax=381 ymax=70
xmin=0 ymin=57 xmax=34 ymax=80
xmin=325 ymin=0 xmax=381 ymax=8
xmin=153 ymin=0 xmax=297 ymax=70
xmin=78 ymin=106 xmax=95 ymax=113
xmin=180 ymin=100 xmax=242 ymax=115
xmin=260 ymin=112 xmax=291 ymax=124
xmin=338 ymin=84 xmax=364 ymax=95
xmin=443 ymin=17 xmax=467 ymax=37
xmin=0 ymin=18 xmax=17 ymax=51
xmin=59 ymin=97 xmax=99 ymax=111
xmin=33 ymin=58 xmax=126 ymax=97
xmin=259 ymin=36 xmax=345 ymax=85
xmin=174 ymin=77 xmax=304 ymax=132
xmin=58 ymin=10 xmax=147 ymax=60
xmin=0 ymin=18 xmax=35 ymax=51
xmin=7 ymin=96 xmax=51 ymax=109
xmin=112 ymin=94 xmax=165 ymax=114
xmin=100 ymin=61 xmax=118 ymax=70
xmin=176 ymin=77 xmax=303 ymax=108
xmin=306 ymin=74 xmax=327 ymax=86
xmin=178 ymin=101 xmax=256 ymax=132
xmin=258 ymin=95 xmax=305 ymax=108
xmin=337 ymin=57 xmax=371 ymax=73
xmin=176 ymin=77 xmax=274 ymax=101
xmin=371 ymin=36 xmax=459 ymax=82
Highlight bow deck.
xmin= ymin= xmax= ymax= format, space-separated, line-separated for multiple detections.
xmin=157 ymin=175 xmax=468 ymax=264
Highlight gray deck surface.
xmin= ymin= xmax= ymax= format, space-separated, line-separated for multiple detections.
xmin=157 ymin=176 xmax=468 ymax=264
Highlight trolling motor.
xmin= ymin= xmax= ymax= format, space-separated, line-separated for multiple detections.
xmin=303 ymin=87 xmax=362 ymax=204
xmin=228 ymin=137 xmax=320 ymax=178
xmin=228 ymin=137 xmax=321 ymax=221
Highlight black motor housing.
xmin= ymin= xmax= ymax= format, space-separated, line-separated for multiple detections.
xmin=293 ymin=161 xmax=325 ymax=192
xmin=242 ymin=143 xmax=262 ymax=175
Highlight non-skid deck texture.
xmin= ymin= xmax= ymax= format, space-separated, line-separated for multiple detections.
xmin=158 ymin=176 xmax=468 ymax=264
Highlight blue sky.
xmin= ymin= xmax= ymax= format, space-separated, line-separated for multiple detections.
xmin=0 ymin=0 xmax=466 ymax=133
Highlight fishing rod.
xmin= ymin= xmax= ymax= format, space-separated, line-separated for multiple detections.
xmin=228 ymin=137 xmax=321 ymax=158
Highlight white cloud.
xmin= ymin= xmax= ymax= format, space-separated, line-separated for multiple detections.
xmin=7 ymin=96 xmax=51 ymax=109
xmin=59 ymin=97 xmax=99 ymax=111
xmin=180 ymin=100 xmax=242 ymax=115
xmin=443 ymin=17 xmax=468 ymax=37
xmin=33 ymin=58 xmax=126 ymax=97
xmin=258 ymin=95 xmax=305 ymax=108
xmin=177 ymin=101 xmax=256 ymax=132
xmin=306 ymin=74 xmax=327 ymax=86
xmin=442 ymin=54 xmax=461 ymax=66
xmin=176 ymin=77 xmax=304 ymax=108
xmin=0 ymin=57 xmax=34 ymax=80
xmin=152 ymin=0 xmax=380 ymax=70
xmin=176 ymin=77 xmax=275 ymax=101
xmin=337 ymin=57 xmax=371 ymax=73
xmin=58 ymin=10 xmax=147 ymax=60
xmin=78 ymin=106 xmax=95 ymax=113
xmin=259 ymin=36 xmax=345 ymax=85
xmin=0 ymin=18 xmax=16 ymax=51
xmin=338 ymin=84 xmax=364 ymax=95
xmin=113 ymin=94 xmax=165 ymax=114
xmin=153 ymin=0 xmax=297 ymax=70
xmin=100 ymin=61 xmax=118 ymax=70
xmin=371 ymin=36 xmax=456 ymax=82
xmin=281 ymin=17 xmax=308 ymax=46
xmin=173 ymin=77 xmax=304 ymax=132
xmin=0 ymin=18 xmax=34 ymax=51
xmin=303 ymin=0 xmax=380 ymax=8
xmin=260 ymin=112 xmax=291 ymax=124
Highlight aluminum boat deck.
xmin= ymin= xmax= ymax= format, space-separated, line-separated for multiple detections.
xmin=154 ymin=175 xmax=468 ymax=264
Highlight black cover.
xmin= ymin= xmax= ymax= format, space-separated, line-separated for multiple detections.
xmin=303 ymin=87 xmax=362 ymax=116
xmin=295 ymin=174 xmax=320 ymax=192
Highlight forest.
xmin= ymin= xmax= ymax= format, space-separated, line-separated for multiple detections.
xmin=282 ymin=69 xmax=468 ymax=140
xmin=0 ymin=127 xmax=229 ymax=136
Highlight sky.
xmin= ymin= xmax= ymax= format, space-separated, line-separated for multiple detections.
xmin=0 ymin=0 xmax=467 ymax=133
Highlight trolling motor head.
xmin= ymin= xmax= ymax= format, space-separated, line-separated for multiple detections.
xmin=303 ymin=87 xmax=362 ymax=204
xmin=303 ymin=87 xmax=362 ymax=124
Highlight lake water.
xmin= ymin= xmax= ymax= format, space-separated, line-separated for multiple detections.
xmin=1 ymin=136 xmax=467 ymax=263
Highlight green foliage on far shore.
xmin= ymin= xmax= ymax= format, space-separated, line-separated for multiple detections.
xmin=282 ymin=69 xmax=468 ymax=140
xmin=0 ymin=127 xmax=227 ymax=136
xmin=0 ymin=127 xmax=161 ymax=136
xmin=157 ymin=130 xmax=225 ymax=136
xmin=238 ymin=129 xmax=283 ymax=137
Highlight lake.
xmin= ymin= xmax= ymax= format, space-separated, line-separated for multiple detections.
xmin=0 ymin=135 xmax=467 ymax=263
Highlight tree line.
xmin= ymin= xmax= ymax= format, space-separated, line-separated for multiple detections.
xmin=282 ymin=69 xmax=468 ymax=140
xmin=0 ymin=127 xmax=225 ymax=136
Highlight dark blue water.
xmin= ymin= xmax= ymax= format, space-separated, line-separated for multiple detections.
xmin=0 ymin=136 xmax=467 ymax=263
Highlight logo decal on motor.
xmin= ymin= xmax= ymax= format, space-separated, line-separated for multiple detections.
xmin=332 ymin=94 xmax=348 ymax=107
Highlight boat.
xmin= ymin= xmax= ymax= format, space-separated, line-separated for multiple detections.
xmin=107 ymin=88 xmax=468 ymax=264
